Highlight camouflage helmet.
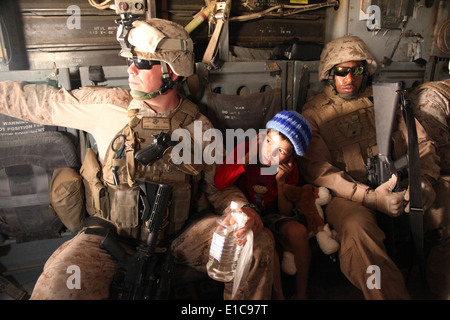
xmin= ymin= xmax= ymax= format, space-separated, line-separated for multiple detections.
xmin=123 ymin=18 xmax=194 ymax=77
xmin=318 ymin=35 xmax=377 ymax=82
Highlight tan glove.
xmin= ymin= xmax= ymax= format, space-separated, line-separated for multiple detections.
xmin=363 ymin=174 xmax=407 ymax=217
xmin=404 ymin=176 xmax=436 ymax=212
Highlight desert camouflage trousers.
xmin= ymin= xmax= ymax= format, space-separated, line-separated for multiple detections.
xmin=30 ymin=213 xmax=274 ymax=300
xmin=325 ymin=197 xmax=410 ymax=300
xmin=424 ymin=176 xmax=450 ymax=300
xmin=326 ymin=176 xmax=450 ymax=300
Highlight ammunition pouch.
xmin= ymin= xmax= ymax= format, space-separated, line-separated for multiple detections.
xmin=80 ymin=149 xmax=194 ymax=239
xmin=107 ymin=183 xmax=140 ymax=230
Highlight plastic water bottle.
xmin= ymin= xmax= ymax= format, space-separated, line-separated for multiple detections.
xmin=206 ymin=201 xmax=244 ymax=282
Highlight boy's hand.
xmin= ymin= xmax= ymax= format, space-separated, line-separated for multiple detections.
xmin=276 ymin=157 xmax=294 ymax=183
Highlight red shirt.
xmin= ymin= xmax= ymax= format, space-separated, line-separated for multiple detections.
xmin=214 ymin=142 xmax=299 ymax=214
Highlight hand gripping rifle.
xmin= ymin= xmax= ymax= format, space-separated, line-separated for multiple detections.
xmin=101 ymin=181 xmax=173 ymax=300
xmin=366 ymin=82 xmax=425 ymax=273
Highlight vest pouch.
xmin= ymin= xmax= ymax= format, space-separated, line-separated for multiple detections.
xmin=80 ymin=148 xmax=109 ymax=218
xmin=166 ymin=182 xmax=192 ymax=235
xmin=49 ymin=167 xmax=86 ymax=233
xmin=107 ymin=183 xmax=140 ymax=229
xmin=83 ymin=180 xmax=109 ymax=218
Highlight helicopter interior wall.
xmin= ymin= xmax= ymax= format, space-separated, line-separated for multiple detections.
xmin=0 ymin=0 xmax=448 ymax=300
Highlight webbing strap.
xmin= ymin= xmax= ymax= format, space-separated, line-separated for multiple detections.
xmin=399 ymin=89 xmax=425 ymax=271
xmin=157 ymin=38 xmax=194 ymax=53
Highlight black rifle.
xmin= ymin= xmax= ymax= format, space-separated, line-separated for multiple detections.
xmin=367 ymin=82 xmax=425 ymax=274
xmin=101 ymin=181 xmax=173 ymax=300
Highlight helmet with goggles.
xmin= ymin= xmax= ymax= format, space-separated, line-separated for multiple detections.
xmin=122 ymin=19 xmax=194 ymax=77
xmin=121 ymin=18 xmax=194 ymax=100
xmin=318 ymin=35 xmax=377 ymax=82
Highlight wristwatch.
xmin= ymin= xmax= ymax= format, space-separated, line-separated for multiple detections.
xmin=242 ymin=203 xmax=261 ymax=214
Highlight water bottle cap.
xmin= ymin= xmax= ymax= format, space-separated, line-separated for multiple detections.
xmin=230 ymin=201 xmax=238 ymax=210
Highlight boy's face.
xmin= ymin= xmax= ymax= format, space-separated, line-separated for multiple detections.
xmin=260 ymin=130 xmax=294 ymax=166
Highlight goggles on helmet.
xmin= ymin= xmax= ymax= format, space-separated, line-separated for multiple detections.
xmin=332 ymin=65 xmax=365 ymax=77
xmin=127 ymin=58 xmax=161 ymax=70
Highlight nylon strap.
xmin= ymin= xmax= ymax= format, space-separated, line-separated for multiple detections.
xmin=157 ymin=38 xmax=194 ymax=53
xmin=398 ymin=89 xmax=425 ymax=271
xmin=202 ymin=19 xmax=224 ymax=63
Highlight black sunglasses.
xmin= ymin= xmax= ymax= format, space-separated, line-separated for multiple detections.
xmin=332 ymin=65 xmax=365 ymax=77
xmin=127 ymin=58 xmax=160 ymax=70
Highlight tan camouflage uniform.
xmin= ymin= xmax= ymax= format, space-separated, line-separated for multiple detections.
xmin=409 ymin=80 xmax=450 ymax=175
xmin=0 ymin=18 xmax=275 ymax=300
xmin=409 ymin=79 xmax=450 ymax=299
xmin=0 ymin=81 xmax=274 ymax=300
xmin=299 ymin=36 xmax=446 ymax=299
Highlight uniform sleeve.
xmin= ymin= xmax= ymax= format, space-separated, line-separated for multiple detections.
xmin=298 ymin=109 xmax=370 ymax=202
xmin=0 ymin=81 xmax=132 ymax=162
xmin=189 ymin=114 xmax=250 ymax=215
xmin=203 ymin=163 xmax=250 ymax=214
xmin=0 ymin=81 xmax=78 ymax=125
xmin=0 ymin=81 xmax=131 ymax=128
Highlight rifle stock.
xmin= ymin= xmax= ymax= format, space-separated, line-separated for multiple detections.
xmin=367 ymin=82 xmax=407 ymax=188
xmin=372 ymin=82 xmax=400 ymax=158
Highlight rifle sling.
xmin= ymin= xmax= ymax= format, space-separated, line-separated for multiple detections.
xmin=400 ymin=92 xmax=425 ymax=268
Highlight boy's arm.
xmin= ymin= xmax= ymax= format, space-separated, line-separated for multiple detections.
xmin=276 ymin=158 xmax=297 ymax=216
xmin=214 ymin=141 xmax=249 ymax=190
xmin=214 ymin=162 xmax=246 ymax=190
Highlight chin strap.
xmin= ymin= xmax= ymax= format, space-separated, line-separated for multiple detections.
xmin=131 ymin=89 xmax=164 ymax=100
xmin=131 ymin=62 xmax=182 ymax=101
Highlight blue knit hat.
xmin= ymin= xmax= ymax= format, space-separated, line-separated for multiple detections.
xmin=266 ymin=110 xmax=312 ymax=156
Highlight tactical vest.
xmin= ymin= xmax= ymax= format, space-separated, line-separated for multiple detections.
xmin=81 ymin=98 xmax=202 ymax=240
xmin=311 ymin=86 xmax=379 ymax=183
